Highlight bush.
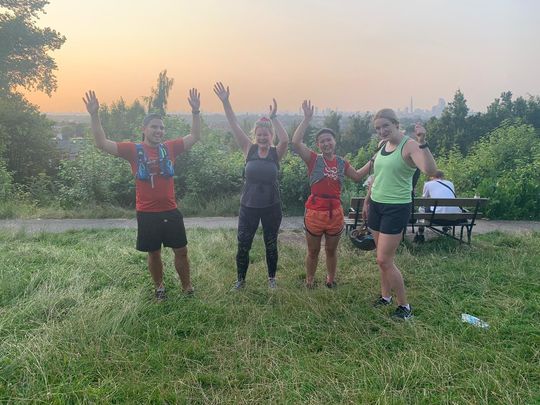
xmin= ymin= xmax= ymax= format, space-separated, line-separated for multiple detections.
xmin=176 ymin=141 xmax=244 ymax=201
xmin=279 ymin=152 xmax=310 ymax=213
xmin=437 ymin=122 xmax=540 ymax=219
xmin=56 ymin=144 xmax=135 ymax=209
xmin=0 ymin=160 xmax=13 ymax=201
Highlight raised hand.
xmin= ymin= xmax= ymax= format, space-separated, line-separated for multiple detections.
xmin=83 ymin=90 xmax=99 ymax=116
xmin=213 ymin=82 xmax=230 ymax=103
xmin=188 ymin=88 xmax=200 ymax=112
xmin=414 ymin=122 xmax=426 ymax=144
xmin=269 ymin=98 xmax=277 ymax=118
xmin=302 ymin=100 xmax=314 ymax=120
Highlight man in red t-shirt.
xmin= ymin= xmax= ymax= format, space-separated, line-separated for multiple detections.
xmin=83 ymin=89 xmax=201 ymax=300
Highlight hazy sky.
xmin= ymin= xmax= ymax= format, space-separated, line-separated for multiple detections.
xmin=22 ymin=0 xmax=540 ymax=114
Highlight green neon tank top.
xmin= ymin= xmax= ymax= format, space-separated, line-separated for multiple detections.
xmin=371 ymin=136 xmax=417 ymax=204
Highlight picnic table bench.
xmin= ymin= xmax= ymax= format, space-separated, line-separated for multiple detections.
xmin=346 ymin=197 xmax=489 ymax=244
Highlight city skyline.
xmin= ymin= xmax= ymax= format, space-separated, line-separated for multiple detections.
xmin=19 ymin=0 xmax=540 ymax=114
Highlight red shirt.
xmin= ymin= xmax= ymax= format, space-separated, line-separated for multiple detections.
xmin=117 ymin=139 xmax=184 ymax=212
xmin=305 ymin=151 xmax=350 ymax=211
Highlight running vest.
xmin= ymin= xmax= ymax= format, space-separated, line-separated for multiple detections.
xmin=309 ymin=155 xmax=346 ymax=187
xmin=135 ymin=143 xmax=174 ymax=181
xmin=371 ymin=136 xmax=417 ymax=204
xmin=241 ymin=144 xmax=280 ymax=208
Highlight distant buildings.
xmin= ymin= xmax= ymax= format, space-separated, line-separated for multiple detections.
xmin=396 ymin=97 xmax=446 ymax=120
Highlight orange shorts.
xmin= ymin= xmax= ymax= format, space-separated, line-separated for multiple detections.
xmin=304 ymin=207 xmax=345 ymax=237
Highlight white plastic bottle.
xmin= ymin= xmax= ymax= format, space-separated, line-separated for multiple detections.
xmin=461 ymin=313 xmax=489 ymax=329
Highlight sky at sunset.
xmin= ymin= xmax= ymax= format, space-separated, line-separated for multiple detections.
xmin=22 ymin=0 xmax=540 ymax=114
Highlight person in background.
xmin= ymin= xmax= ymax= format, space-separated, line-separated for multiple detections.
xmin=422 ymin=170 xmax=461 ymax=213
xmin=413 ymin=170 xmax=461 ymax=240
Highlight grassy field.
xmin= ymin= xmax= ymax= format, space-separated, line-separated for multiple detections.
xmin=0 ymin=228 xmax=538 ymax=404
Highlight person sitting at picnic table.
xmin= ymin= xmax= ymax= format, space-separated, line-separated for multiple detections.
xmin=414 ymin=170 xmax=461 ymax=241
xmin=422 ymin=170 xmax=461 ymax=213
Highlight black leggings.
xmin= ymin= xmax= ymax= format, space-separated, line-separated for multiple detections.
xmin=236 ymin=203 xmax=282 ymax=280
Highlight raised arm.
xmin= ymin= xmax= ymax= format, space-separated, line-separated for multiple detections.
xmin=269 ymin=98 xmax=289 ymax=161
xmin=83 ymin=90 xmax=118 ymax=156
xmin=345 ymin=159 xmax=371 ymax=183
xmin=406 ymin=123 xmax=437 ymax=176
xmin=183 ymin=88 xmax=201 ymax=151
xmin=292 ymin=100 xmax=315 ymax=163
xmin=213 ymin=82 xmax=251 ymax=156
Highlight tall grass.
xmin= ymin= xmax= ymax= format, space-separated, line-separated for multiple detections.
xmin=0 ymin=229 xmax=538 ymax=403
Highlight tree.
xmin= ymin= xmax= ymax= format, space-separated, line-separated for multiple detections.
xmin=340 ymin=113 xmax=373 ymax=154
xmin=99 ymin=98 xmax=146 ymax=141
xmin=0 ymin=92 xmax=58 ymax=182
xmin=144 ymin=70 xmax=174 ymax=116
xmin=323 ymin=111 xmax=341 ymax=135
xmin=0 ymin=0 xmax=66 ymax=95
xmin=428 ymin=89 xmax=470 ymax=153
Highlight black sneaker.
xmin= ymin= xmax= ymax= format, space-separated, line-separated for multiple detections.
xmin=373 ymin=296 xmax=392 ymax=307
xmin=231 ymin=279 xmax=246 ymax=291
xmin=325 ymin=280 xmax=337 ymax=289
xmin=155 ymin=287 xmax=166 ymax=301
xmin=393 ymin=305 xmax=413 ymax=320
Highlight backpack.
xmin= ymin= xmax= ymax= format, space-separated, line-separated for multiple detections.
xmin=135 ymin=143 xmax=174 ymax=181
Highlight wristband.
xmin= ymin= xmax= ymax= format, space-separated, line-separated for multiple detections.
xmin=269 ymin=113 xmax=277 ymax=120
xmin=419 ymin=143 xmax=429 ymax=149
xmin=192 ymin=110 xmax=200 ymax=115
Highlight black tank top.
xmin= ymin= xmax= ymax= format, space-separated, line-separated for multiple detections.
xmin=241 ymin=145 xmax=280 ymax=208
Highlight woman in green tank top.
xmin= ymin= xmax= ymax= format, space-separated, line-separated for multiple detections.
xmin=363 ymin=109 xmax=437 ymax=320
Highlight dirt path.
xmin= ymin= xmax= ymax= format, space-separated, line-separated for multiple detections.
xmin=0 ymin=217 xmax=539 ymax=235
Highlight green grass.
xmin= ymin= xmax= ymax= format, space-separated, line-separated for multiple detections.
xmin=0 ymin=194 xmax=306 ymax=219
xmin=0 ymin=201 xmax=135 ymax=219
xmin=0 ymin=229 xmax=538 ymax=403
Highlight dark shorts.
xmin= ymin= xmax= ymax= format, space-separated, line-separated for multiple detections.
xmin=136 ymin=209 xmax=187 ymax=252
xmin=367 ymin=198 xmax=412 ymax=235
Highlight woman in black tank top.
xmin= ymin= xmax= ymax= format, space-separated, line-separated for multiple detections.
xmin=214 ymin=82 xmax=289 ymax=290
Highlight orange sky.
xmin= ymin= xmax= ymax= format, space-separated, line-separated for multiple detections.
xmin=22 ymin=0 xmax=540 ymax=113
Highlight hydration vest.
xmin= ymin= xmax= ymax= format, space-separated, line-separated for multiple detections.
xmin=309 ymin=155 xmax=346 ymax=187
xmin=135 ymin=143 xmax=174 ymax=181
xmin=242 ymin=144 xmax=279 ymax=181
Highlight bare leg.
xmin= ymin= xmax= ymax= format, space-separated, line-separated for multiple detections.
xmin=324 ymin=233 xmax=341 ymax=284
xmin=173 ymin=246 xmax=192 ymax=292
xmin=305 ymin=232 xmax=322 ymax=286
xmin=375 ymin=232 xmax=408 ymax=305
xmin=147 ymin=249 xmax=164 ymax=289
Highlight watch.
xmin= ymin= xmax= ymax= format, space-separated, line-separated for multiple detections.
xmin=419 ymin=143 xmax=429 ymax=149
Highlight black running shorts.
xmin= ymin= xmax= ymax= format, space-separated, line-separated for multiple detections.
xmin=367 ymin=198 xmax=412 ymax=235
xmin=136 ymin=209 xmax=187 ymax=252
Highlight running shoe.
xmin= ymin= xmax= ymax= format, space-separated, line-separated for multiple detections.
xmin=231 ymin=279 xmax=246 ymax=291
xmin=155 ymin=287 xmax=166 ymax=301
xmin=325 ymin=280 xmax=337 ymax=289
xmin=392 ymin=305 xmax=413 ymax=320
xmin=373 ymin=296 xmax=392 ymax=307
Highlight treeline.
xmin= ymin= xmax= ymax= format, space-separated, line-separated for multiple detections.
xmin=1 ymin=86 xmax=539 ymax=219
